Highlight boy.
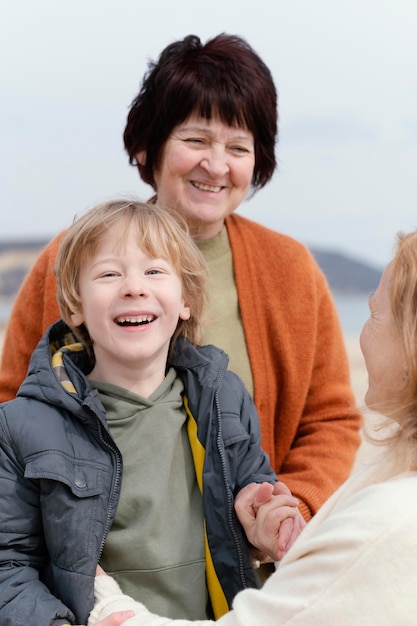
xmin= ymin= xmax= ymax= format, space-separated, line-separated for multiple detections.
xmin=0 ymin=200 xmax=304 ymax=626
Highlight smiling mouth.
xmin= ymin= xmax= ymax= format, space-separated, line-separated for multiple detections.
xmin=116 ymin=315 xmax=156 ymax=326
xmin=191 ymin=181 xmax=223 ymax=193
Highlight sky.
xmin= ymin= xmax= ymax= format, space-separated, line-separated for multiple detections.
xmin=1 ymin=0 xmax=417 ymax=270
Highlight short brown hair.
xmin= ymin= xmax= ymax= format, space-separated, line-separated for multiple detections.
xmin=124 ymin=33 xmax=277 ymax=191
xmin=54 ymin=199 xmax=207 ymax=351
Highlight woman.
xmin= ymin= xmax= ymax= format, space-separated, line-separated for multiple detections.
xmin=89 ymin=229 xmax=417 ymax=625
xmin=0 ymin=33 xmax=361 ymax=521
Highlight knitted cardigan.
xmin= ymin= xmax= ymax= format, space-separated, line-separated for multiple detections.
xmin=0 ymin=214 xmax=361 ymax=519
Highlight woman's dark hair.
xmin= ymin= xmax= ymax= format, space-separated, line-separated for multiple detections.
xmin=123 ymin=33 xmax=278 ymax=191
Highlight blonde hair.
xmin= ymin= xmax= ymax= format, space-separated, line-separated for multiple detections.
xmin=54 ymin=199 xmax=207 ymax=352
xmin=390 ymin=231 xmax=417 ymax=445
xmin=369 ymin=230 xmax=417 ymax=464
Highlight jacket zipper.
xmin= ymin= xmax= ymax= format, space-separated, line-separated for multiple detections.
xmin=214 ymin=375 xmax=248 ymax=591
xmin=96 ymin=420 xmax=123 ymax=558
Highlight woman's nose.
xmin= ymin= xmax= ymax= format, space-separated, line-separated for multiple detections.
xmin=199 ymin=146 xmax=229 ymax=177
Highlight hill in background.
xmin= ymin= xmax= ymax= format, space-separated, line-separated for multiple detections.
xmin=309 ymin=247 xmax=382 ymax=294
xmin=0 ymin=240 xmax=49 ymax=299
xmin=0 ymin=239 xmax=383 ymax=304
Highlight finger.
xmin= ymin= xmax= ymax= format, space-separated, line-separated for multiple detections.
xmin=272 ymin=481 xmax=292 ymax=497
xmin=252 ymin=482 xmax=274 ymax=512
xmin=277 ymin=517 xmax=294 ymax=551
xmin=235 ymin=483 xmax=261 ymax=522
xmin=249 ymin=506 xmax=298 ymax=559
xmin=255 ymin=493 xmax=299 ymax=516
xmin=278 ymin=514 xmax=307 ymax=559
xmin=287 ymin=513 xmax=306 ymax=540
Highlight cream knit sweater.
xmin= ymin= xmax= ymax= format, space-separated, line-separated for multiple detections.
xmin=89 ymin=452 xmax=417 ymax=626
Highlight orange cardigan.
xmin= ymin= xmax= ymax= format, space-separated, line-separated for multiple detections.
xmin=0 ymin=214 xmax=361 ymax=519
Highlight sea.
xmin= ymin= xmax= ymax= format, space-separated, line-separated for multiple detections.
xmin=332 ymin=293 xmax=370 ymax=336
xmin=0 ymin=304 xmax=11 ymax=326
xmin=0 ymin=293 xmax=369 ymax=336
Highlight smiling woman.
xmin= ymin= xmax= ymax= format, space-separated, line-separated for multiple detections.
xmin=148 ymin=114 xmax=256 ymax=240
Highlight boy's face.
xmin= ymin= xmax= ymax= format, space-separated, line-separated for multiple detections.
xmin=70 ymin=231 xmax=190 ymax=391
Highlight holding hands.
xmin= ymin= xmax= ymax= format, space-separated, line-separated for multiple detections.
xmin=235 ymin=481 xmax=306 ymax=563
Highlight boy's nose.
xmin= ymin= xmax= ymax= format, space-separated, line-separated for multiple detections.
xmin=120 ymin=276 xmax=148 ymax=298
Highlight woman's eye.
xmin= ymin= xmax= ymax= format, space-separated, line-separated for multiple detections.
xmin=184 ymin=137 xmax=205 ymax=145
xmin=230 ymin=145 xmax=250 ymax=154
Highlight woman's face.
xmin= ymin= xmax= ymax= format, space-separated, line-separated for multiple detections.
xmin=360 ymin=262 xmax=407 ymax=416
xmin=148 ymin=113 xmax=255 ymax=240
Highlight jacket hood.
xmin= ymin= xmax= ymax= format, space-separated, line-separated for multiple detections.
xmin=169 ymin=336 xmax=229 ymax=389
xmin=17 ymin=319 xmax=103 ymax=420
xmin=17 ymin=320 xmax=229 ymax=416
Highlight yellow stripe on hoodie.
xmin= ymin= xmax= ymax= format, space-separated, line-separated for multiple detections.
xmin=184 ymin=395 xmax=229 ymax=619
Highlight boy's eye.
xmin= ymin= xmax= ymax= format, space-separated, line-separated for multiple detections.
xmin=146 ymin=268 xmax=168 ymax=276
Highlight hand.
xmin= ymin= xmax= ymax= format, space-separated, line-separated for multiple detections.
xmin=89 ymin=568 xmax=137 ymax=626
xmin=235 ymin=482 xmax=304 ymax=561
xmin=267 ymin=483 xmax=306 ymax=557
xmin=276 ymin=511 xmax=306 ymax=558
xmin=94 ymin=611 xmax=135 ymax=626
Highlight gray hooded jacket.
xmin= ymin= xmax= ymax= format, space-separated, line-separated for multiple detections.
xmin=0 ymin=320 xmax=276 ymax=625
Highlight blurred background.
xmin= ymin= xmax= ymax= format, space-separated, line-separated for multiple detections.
xmin=2 ymin=0 xmax=416 ymax=417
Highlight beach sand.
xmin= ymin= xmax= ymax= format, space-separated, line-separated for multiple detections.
xmin=0 ymin=323 xmax=379 ymax=472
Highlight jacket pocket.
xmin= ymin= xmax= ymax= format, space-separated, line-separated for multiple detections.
xmin=221 ymin=415 xmax=250 ymax=447
xmin=25 ymin=451 xmax=103 ymax=496
xmin=25 ymin=451 xmax=107 ymax=569
xmin=219 ymin=416 xmax=254 ymax=493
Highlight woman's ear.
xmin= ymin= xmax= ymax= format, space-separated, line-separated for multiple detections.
xmin=135 ymin=150 xmax=146 ymax=165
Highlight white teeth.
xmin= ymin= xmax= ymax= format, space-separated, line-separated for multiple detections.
xmin=116 ymin=315 xmax=155 ymax=325
xmin=192 ymin=181 xmax=222 ymax=192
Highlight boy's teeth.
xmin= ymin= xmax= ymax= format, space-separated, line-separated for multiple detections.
xmin=117 ymin=315 xmax=155 ymax=325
